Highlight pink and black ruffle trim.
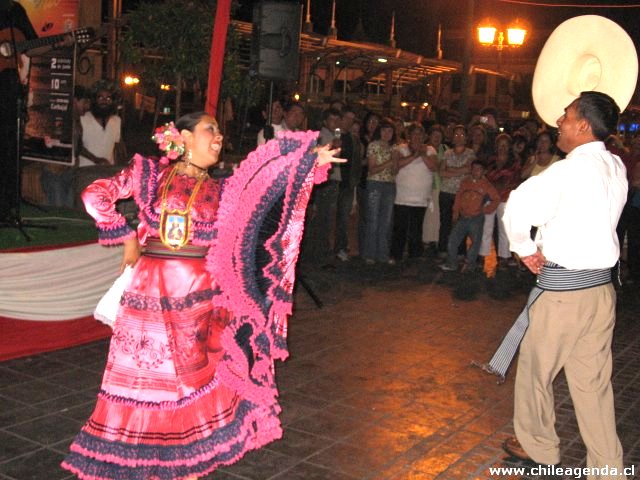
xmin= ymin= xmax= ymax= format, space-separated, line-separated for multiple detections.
xmin=204 ymin=130 xmax=322 ymax=404
xmin=62 ymin=399 xmax=282 ymax=480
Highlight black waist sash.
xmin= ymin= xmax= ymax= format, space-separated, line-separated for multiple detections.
xmin=143 ymin=237 xmax=208 ymax=259
xmin=472 ymin=262 xmax=611 ymax=383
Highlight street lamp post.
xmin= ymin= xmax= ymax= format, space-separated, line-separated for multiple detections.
xmin=477 ymin=19 xmax=527 ymax=69
xmin=458 ymin=0 xmax=476 ymax=123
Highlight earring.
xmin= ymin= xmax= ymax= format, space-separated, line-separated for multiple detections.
xmin=185 ymin=149 xmax=193 ymax=164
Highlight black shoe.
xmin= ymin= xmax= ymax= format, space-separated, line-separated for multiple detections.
xmin=503 ymin=437 xmax=562 ymax=476
xmin=503 ymin=437 xmax=534 ymax=462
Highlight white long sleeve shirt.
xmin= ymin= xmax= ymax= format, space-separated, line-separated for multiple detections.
xmin=503 ymin=141 xmax=627 ymax=269
xmin=256 ymin=122 xmax=286 ymax=146
xmin=79 ymin=112 xmax=121 ymax=167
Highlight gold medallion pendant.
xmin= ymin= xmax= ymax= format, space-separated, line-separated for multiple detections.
xmin=158 ymin=164 xmax=207 ymax=251
xmin=159 ymin=209 xmax=190 ymax=250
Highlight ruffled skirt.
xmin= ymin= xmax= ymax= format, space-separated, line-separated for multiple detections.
xmin=62 ymin=255 xmax=283 ymax=480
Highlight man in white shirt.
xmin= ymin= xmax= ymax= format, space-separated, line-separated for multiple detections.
xmin=391 ymin=124 xmax=437 ymax=262
xmin=256 ymin=99 xmax=284 ymax=146
xmin=78 ymin=84 xmax=122 ymax=167
xmin=501 ymin=91 xmax=628 ymax=478
xmin=256 ymin=101 xmax=304 ymax=146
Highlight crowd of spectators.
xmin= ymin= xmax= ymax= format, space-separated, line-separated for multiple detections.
xmin=254 ymin=99 xmax=639 ymax=284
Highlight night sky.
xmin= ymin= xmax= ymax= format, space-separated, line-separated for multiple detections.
xmin=236 ymin=0 xmax=640 ymax=61
xmin=118 ymin=0 xmax=640 ymax=76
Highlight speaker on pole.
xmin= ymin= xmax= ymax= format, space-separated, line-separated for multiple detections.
xmin=250 ymin=1 xmax=302 ymax=81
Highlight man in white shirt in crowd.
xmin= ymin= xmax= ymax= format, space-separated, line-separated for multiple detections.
xmin=390 ymin=124 xmax=438 ymax=263
xmin=501 ymin=91 xmax=628 ymax=478
xmin=257 ymin=100 xmax=305 ymax=146
xmin=256 ymin=99 xmax=284 ymax=146
xmin=78 ymin=82 xmax=121 ymax=167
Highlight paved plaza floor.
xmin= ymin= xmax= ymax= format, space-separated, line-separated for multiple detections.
xmin=1 ymin=259 xmax=638 ymax=479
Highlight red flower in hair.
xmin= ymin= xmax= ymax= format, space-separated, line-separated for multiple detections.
xmin=151 ymin=122 xmax=185 ymax=160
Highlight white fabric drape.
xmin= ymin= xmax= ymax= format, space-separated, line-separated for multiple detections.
xmin=0 ymin=243 xmax=122 ymax=321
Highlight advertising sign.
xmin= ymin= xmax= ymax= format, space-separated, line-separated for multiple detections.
xmin=18 ymin=0 xmax=80 ymax=165
xmin=22 ymin=48 xmax=75 ymax=165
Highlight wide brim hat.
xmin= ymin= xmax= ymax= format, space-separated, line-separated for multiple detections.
xmin=532 ymin=15 xmax=638 ymax=126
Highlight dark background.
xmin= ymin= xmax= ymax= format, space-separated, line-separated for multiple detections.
xmin=117 ymin=1 xmax=640 ymax=68
xmin=235 ymin=0 xmax=640 ymax=61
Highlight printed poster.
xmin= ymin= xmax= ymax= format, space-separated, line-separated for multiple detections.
xmin=19 ymin=0 xmax=79 ymax=165
xmin=20 ymin=0 xmax=78 ymax=36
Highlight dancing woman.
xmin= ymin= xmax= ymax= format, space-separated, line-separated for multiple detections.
xmin=62 ymin=111 xmax=341 ymax=480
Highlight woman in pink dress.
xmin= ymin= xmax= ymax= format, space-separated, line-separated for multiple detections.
xmin=62 ymin=112 xmax=341 ymax=480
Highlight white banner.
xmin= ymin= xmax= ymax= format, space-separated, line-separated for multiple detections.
xmin=0 ymin=243 xmax=122 ymax=321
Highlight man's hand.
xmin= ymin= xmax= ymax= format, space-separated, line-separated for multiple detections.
xmin=520 ymin=250 xmax=546 ymax=275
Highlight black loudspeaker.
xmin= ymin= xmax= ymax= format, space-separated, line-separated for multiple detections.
xmin=251 ymin=1 xmax=302 ymax=81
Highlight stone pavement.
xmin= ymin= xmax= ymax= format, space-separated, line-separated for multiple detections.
xmin=0 ymin=260 xmax=638 ymax=480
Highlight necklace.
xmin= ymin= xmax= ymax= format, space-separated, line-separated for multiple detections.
xmin=184 ymin=160 xmax=208 ymax=175
xmin=158 ymin=164 xmax=207 ymax=250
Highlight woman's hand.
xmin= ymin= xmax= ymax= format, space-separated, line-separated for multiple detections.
xmin=315 ymin=144 xmax=346 ymax=166
xmin=121 ymin=237 xmax=141 ymax=273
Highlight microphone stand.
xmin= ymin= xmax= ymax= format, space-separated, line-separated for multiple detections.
xmin=263 ymin=80 xmax=275 ymax=141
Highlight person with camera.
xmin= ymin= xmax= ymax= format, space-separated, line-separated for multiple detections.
xmin=334 ymin=106 xmax=358 ymax=262
xmin=303 ymin=108 xmax=342 ymax=264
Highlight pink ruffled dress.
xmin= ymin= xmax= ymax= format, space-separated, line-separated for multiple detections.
xmin=62 ymin=131 xmax=328 ymax=480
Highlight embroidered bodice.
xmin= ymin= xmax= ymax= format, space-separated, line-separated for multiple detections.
xmin=81 ymin=155 xmax=220 ymax=246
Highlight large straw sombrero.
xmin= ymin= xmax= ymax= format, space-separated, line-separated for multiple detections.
xmin=532 ymin=15 xmax=638 ymax=126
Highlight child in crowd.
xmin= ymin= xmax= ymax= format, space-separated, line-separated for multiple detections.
xmin=441 ymin=161 xmax=500 ymax=272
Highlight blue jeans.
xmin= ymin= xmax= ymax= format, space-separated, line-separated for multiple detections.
xmin=357 ymin=184 xmax=367 ymax=256
xmin=446 ymin=214 xmax=484 ymax=270
xmin=363 ymin=180 xmax=396 ymax=262
xmin=335 ymin=184 xmax=354 ymax=253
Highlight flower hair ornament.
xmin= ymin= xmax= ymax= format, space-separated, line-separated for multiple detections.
xmin=152 ymin=122 xmax=185 ymax=161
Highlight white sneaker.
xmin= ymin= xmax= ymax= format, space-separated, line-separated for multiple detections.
xmin=439 ymin=264 xmax=456 ymax=272
xmin=336 ymin=250 xmax=349 ymax=262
